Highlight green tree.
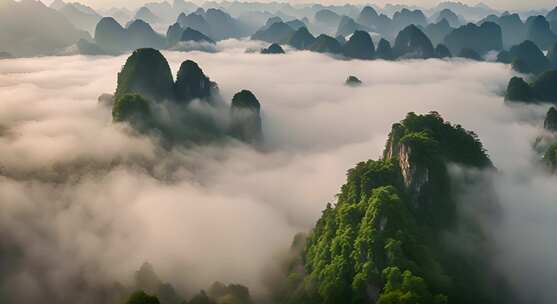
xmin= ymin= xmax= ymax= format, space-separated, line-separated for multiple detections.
xmin=125 ymin=291 xmax=160 ymax=304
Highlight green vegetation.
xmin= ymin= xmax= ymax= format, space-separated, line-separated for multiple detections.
xmin=505 ymin=76 xmax=534 ymax=102
xmin=458 ymin=48 xmax=482 ymax=61
xmin=287 ymin=27 xmax=316 ymax=50
xmin=208 ymin=282 xmax=253 ymax=304
xmin=174 ymin=60 xmax=217 ymax=103
xmin=252 ymin=22 xmax=295 ymax=44
xmin=181 ymin=27 xmax=216 ymax=44
xmin=112 ymin=51 xmax=263 ymax=145
xmin=505 ymin=70 xmax=557 ymax=103
xmin=278 ymin=112 xmax=498 ymax=304
xmin=434 ymin=44 xmax=452 ymax=58
xmin=443 ymin=22 xmax=502 ymax=56
xmin=230 ymin=90 xmax=262 ymax=144
xmin=549 ymin=43 xmax=557 ymax=68
xmin=308 ymin=34 xmax=343 ymax=54
xmin=376 ymin=38 xmax=394 ymax=60
xmin=342 ymin=30 xmax=375 ymax=60
xmin=112 ymin=94 xmax=152 ymax=128
xmin=345 ymin=75 xmax=363 ymax=86
xmin=114 ymin=48 xmax=174 ymax=102
xmin=261 ymin=43 xmax=285 ymax=54
xmin=122 ymin=263 xmax=254 ymax=304
xmin=125 ymin=291 xmax=160 ymax=304
xmin=393 ymin=25 xmax=434 ymax=59
xmin=544 ymin=107 xmax=557 ymax=131
xmin=531 ymin=70 xmax=557 ymax=102
xmin=544 ymin=143 xmax=557 ymax=171
xmin=499 ymin=40 xmax=551 ymax=74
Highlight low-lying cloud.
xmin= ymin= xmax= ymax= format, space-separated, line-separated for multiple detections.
xmin=0 ymin=40 xmax=556 ymax=303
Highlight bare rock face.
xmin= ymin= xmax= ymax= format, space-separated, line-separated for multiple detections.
xmin=397 ymin=142 xmax=430 ymax=198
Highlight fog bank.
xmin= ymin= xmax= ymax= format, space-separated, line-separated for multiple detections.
xmin=1 ymin=41 xmax=556 ymax=303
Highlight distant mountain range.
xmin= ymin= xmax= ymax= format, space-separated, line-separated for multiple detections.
xmin=1 ymin=0 xmax=556 ymax=59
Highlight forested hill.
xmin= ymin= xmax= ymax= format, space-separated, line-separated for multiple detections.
xmin=277 ymin=112 xmax=508 ymax=304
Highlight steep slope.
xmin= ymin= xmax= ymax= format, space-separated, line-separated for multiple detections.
xmin=94 ymin=17 xmax=128 ymax=53
xmin=177 ymin=12 xmax=213 ymax=39
xmin=57 ymin=2 xmax=102 ymax=33
xmin=393 ymin=25 xmax=435 ymax=59
xmin=280 ymin=112 xmax=502 ymax=304
xmin=424 ymin=19 xmax=453 ymax=46
xmin=287 ymin=27 xmax=316 ymax=50
xmin=114 ymin=48 xmax=175 ymax=102
xmin=342 ymin=30 xmax=375 ymax=60
xmin=308 ymin=34 xmax=343 ymax=54
xmin=261 ymin=43 xmax=285 ymax=54
xmin=180 ymin=27 xmax=215 ymax=44
xmin=443 ymin=22 xmax=502 ymax=56
xmin=335 ymin=16 xmax=369 ymax=37
xmin=285 ymin=113 xmax=501 ymax=304
xmin=0 ymin=0 xmax=89 ymax=57
xmin=230 ymin=90 xmax=263 ymax=144
xmin=252 ymin=22 xmax=295 ymax=44
xmin=376 ymin=38 xmax=394 ymax=60
xmin=498 ymin=40 xmax=551 ymax=74
xmin=127 ymin=19 xmax=166 ymax=50
xmin=527 ymin=15 xmax=557 ymax=50
xmin=174 ymin=60 xmax=218 ymax=104
xmin=505 ymin=71 xmax=557 ymax=103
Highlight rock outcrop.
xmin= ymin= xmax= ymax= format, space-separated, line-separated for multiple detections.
xmin=252 ymin=22 xmax=294 ymax=44
xmin=287 ymin=27 xmax=316 ymax=50
xmin=345 ymin=75 xmax=362 ymax=86
xmin=393 ymin=25 xmax=435 ymax=59
xmin=527 ymin=15 xmax=557 ymax=50
xmin=261 ymin=43 xmax=285 ymax=54
xmin=544 ymin=107 xmax=557 ymax=131
xmin=458 ymin=48 xmax=482 ymax=61
xmin=424 ymin=19 xmax=453 ymax=46
xmin=308 ymin=34 xmax=343 ymax=54
xmin=504 ymin=71 xmax=557 ymax=104
xmin=230 ymin=90 xmax=263 ymax=144
xmin=505 ymin=76 xmax=534 ymax=102
xmin=342 ymin=30 xmax=375 ymax=59
xmin=282 ymin=112 xmax=497 ymax=304
xmin=376 ymin=38 xmax=394 ymax=60
xmin=180 ymin=27 xmax=215 ymax=44
xmin=444 ymin=22 xmax=502 ymax=55
xmin=435 ymin=44 xmax=452 ymax=58
xmin=95 ymin=17 xmax=128 ymax=53
xmin=115 ymin=48 xmax=175 ymax=102
xmin=174 ymin=60 xmax=217 ymax=104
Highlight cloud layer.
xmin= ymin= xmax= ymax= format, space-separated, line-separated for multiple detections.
xmin=0 ymin=40 xmax=556 ymax=303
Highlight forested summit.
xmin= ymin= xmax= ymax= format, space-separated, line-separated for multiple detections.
xmin=274 ymin=112 xmax=506 ymax=304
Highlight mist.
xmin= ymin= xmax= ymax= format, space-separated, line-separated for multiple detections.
xmin=0 ymin=39 xmax=556 ymax=303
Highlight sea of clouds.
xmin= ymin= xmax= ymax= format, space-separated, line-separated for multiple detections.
xmin=0 ymin=39 xmax=556 ymax=304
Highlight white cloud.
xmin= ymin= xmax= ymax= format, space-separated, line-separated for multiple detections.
xmin=0 ymin=42 xmax=556 ymax=303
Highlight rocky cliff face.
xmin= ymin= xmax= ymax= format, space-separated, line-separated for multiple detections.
xmin=342 ymin=30 xmax=375 ymax=60
xmin=174 ymin=60 xmax=217 ymax=104
xmin=396 ymin=142 xmax=430 ymax=198
xmin=393 ymin=25 xmax=435 ymax=59
xmin=281 ymin=112 xmax=499 ymax=304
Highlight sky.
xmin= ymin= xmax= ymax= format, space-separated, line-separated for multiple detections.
xmin=2 ymin=39 xmax=557 ymax=304
xmin=40 ymin=0 xmax=556 ymax=12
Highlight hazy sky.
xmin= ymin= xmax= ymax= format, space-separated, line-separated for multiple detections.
xmin=40 ymin=0 xmax=555 ymax=12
